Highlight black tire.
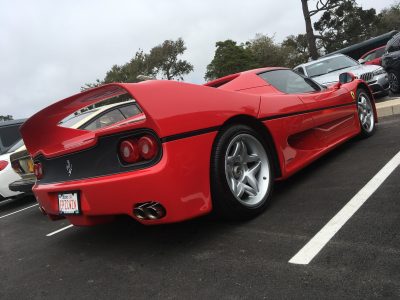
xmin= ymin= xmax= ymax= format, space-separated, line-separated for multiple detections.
xmin=357 ymin=88 xmax=376 ymax=138
xmin=388 ymin=70 xmax=400 ymax=94
xmin=210 ymin=124 xmax=274 ymax=220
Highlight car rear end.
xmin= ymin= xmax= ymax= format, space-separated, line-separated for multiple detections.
xmin=9 ymin=147 xmax=36 ymax=194
xmin=0 ymin=152 xmax=24 ymax=200
xmin=21 ymin=83 xmax=215 ymax=226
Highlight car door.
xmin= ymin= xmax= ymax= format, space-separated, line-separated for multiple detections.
xmin=298 ymin=84 xmax=357 ymax=147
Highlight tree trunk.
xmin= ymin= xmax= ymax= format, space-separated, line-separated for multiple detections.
xmin=301 ymin=0 xmax=319 ymax=60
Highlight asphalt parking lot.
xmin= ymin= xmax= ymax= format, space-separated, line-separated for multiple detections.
xmin=1 ymin=115 xmax=400 ymax=299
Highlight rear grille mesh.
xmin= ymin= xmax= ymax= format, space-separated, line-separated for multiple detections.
xmin=360 ymin=72 xmax=373 ymax=82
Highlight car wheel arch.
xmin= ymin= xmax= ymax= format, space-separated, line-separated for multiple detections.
xmin=214 ymin=114 xmax=282 ymax=179
xmin=356 ymin=82 xmax=378 ymax=124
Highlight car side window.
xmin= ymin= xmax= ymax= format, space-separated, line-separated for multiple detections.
xmin=364 ymin=51 xmax=376 ymax=61
xmin=83 ymin=109 xmax=125 ymax=131
xmin=119 ymin=104 xmax=141 ymax=119
xmin=375 ymin=48 xmax=385 ymax=57
xmin=259 ymin=69 xmax=320 ymax=94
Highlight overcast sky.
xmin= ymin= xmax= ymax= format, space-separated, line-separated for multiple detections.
xmin=0 ymin=0 xmax=395 ymax=119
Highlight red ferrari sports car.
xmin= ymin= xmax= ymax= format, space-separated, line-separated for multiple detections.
xmin=21 ymin=67 xmax=377 ymax=226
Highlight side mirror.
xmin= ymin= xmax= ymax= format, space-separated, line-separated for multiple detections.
xmin=339 ymin=72 xmax=355 ymax=84
xmin=334 ymin=72 xmax=355 ymax=89
xmin=358 ymin=58 xmax=366 ymax=64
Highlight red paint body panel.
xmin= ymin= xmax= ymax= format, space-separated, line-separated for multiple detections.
xmin=20 ymin=67 xmax=378 ymax=226
xmin=21 ymin=81 xmax=260 ymax=158
xmin=34 ymin=132 xmax=216 ymax=225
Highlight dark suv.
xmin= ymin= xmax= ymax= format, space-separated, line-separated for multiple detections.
xmin=382 ymin=32 xmax=400 ymax=93
xmin=0 ymin=119 xmax=26 ymax=155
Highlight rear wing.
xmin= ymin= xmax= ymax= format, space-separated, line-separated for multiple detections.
xmin=21 ymin=80 xmax=261 ymax=158
xmin=20 ymin=84 xmax=133 ymax=158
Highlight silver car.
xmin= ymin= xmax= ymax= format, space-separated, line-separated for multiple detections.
xmin=294 ymin=54 xmax=390 ymax=96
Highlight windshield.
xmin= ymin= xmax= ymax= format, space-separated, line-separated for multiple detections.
xmin=305 ymin=55 xmax=358 ymax=77
xmin=59 ymin=109 xmax=100 ymax=128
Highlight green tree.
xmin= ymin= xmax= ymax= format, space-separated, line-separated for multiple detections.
xmin=314 ymin=0 xmax=379 ymax=53
xmin=301 ymin=0 xmax=342 ymax=59
xmin=205 ymin=40 xmax=256 ymax=81
xmin=82 ymin=38 xmax=193 ymax=90
xmin=148 ymin=38 xmax=193 ymax=80
xmin=375 ymin=2 xmax=400 ymax=34
xmin=281 ymin=34 xmax=310 ymax=67
xmin=247 ymin=34 xmax=288 ymax=67
xmin=0 ymin=115 xmax=13 ymax=122
xmin=205 ymin=35 xmax=309 ymax=80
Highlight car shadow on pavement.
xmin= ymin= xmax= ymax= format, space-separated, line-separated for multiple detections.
xmin=54 ymin=139 xmax=362 ymax=262
xmin=273 ymin=138 xmax=358 ymax=200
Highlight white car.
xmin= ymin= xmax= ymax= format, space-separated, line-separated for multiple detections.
xmin=0 ymin=139 xmax=25 ymax=200
xmin=294 ymin=54 xmax=390 ymax=96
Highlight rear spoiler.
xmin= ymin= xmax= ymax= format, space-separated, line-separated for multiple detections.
xmin=20 ymin=84 xmax=135 ymax=158
xmin=21 ymin=80 xmax=261 ymax=158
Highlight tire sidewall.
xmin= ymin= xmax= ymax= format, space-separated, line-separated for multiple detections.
xmin=389 ymin=70 xmax=400 ymax=93
xmin=357 ymin=88 xmax=376 ymax=138
xmin=210 ymin=124 xmax=274 ymax=219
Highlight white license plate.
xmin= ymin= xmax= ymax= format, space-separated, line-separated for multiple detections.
xmin=58 ymin=192 xmax=80 ymax=215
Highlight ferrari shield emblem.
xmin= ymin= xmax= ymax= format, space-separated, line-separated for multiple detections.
xmin=350 ymin=91 xmax=356 ymax=100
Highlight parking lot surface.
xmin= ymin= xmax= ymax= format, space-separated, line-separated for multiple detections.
xmin=1 ymin=115 xmax=400 ymax=299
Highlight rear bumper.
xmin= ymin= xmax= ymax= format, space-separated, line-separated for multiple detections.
xmin=9 ymin=179 xmax=35 ymax=193
xmin=33 ymin=132 xmax=216 ymax=226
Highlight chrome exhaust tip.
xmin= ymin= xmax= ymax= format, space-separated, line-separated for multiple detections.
xmin=133 ymin=207 xmax=146 ymax=220
xmin=133 ymin=202 xmax=166 ymax=220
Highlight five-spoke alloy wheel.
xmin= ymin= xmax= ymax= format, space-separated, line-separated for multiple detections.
xmin=224 ymin=134 xmax=270 ymax=207
xmin=357 ymin=88 xmax=376 ymax=138
xmin=388 ymin=71 xmax=400 ymax=94
xmin=211 ymin=125 xmax=274 ymax=220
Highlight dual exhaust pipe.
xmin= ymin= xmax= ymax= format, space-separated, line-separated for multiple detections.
xmin=133 ymin=202 xmax=166 ymax=220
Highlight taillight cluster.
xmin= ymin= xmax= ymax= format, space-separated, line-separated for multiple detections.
xmin=33 ymin=162 xmax=43 ymax=179
xmin=0 ymin=160 xmax=8 ymax=171
xmin=119 ymin=134 xmax=159 ymax=164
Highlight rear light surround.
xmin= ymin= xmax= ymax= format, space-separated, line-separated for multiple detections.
xmin=118 ymin=131 xmax=161 ymax=166
xmin=32 ymin=129 xmax=163 ymax=185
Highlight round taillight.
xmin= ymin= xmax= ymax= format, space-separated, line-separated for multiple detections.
xmin=119 ymin=139 xmax=140 ymax=163
xmin=0 ymin=160 xmax=8 ymax=171
xmin=33 ymin=162 xmax=43 ymax=179
xmin=138 ymin=136 xmax=158 ymax=160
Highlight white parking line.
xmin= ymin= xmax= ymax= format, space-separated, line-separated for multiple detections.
xmin=289 ymin=150 xmax=400 ymax=265
xmin=46 ymin=224 xmax=74 ymax=237
xmin=0 ymin=204 xmax=39 ymax=219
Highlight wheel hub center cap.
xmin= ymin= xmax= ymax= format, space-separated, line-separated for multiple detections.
xmin=233 ymin=165 xmax=243 ymax=179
